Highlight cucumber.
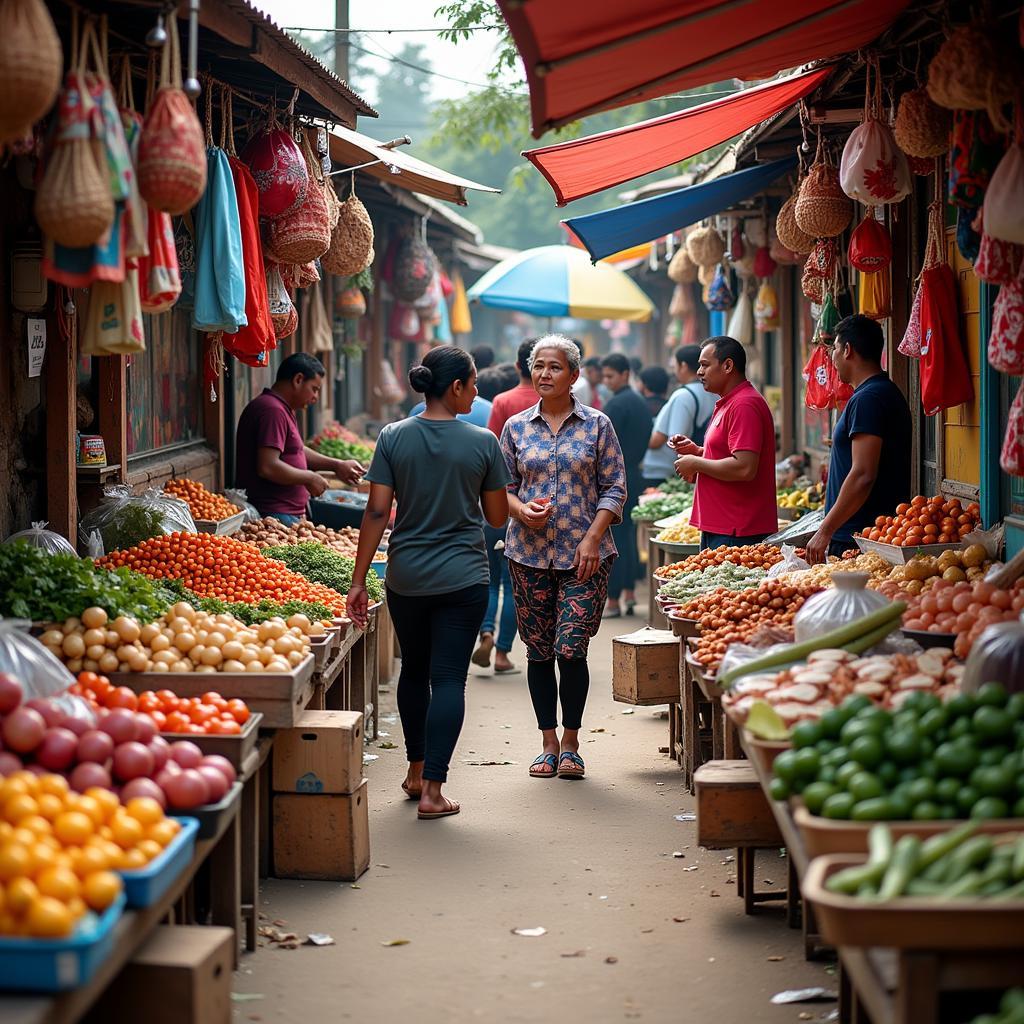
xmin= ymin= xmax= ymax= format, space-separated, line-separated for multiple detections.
xmin=878 ymin=834 xmax=921 ymax=901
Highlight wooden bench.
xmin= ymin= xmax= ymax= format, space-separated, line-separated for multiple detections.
xmin=694 ymin=759 xmax=788 ymax=916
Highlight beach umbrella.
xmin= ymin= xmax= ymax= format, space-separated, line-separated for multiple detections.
xmin=467 ymin=245 xmax=654 ymax=322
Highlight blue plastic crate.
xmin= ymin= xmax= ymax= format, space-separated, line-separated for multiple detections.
xmin=0 ymin=894 xmax=125 ymax=992
xmin=119 ymin=817 xmax=199 ymax=908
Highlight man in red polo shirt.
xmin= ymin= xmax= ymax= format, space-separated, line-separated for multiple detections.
xmin=670 ymin=337 xmax=777 ymax=550
xmin=487 ymin=338 xmax=540 ymax=437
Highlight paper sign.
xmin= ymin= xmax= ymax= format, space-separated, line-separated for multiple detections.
xmin=27 ymin=318 xmax=45 ymax=377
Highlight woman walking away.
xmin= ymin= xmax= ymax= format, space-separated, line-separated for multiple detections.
xmin=500 ymin=336 xmax=627 ymax=780
xmin=348 ymin=347 xmax=510 ymax=820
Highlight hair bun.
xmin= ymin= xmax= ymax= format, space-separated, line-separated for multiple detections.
xmin=408 ymin=365 xmax=434 ymax=393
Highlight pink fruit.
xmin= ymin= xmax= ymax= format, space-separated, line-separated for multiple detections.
xmin=197 ymin=765 xmax=229 ymax=802
xmin=168 ymin=741 xmax=203 ymax=770
xmin=0 ymin=673 xmax=24 ymax=714
xmin=2 ymin=706 xmax=46 ymax=753
xmin=25 ymin=698 xmax=63 ymax=728
xmin=147 ymin=735 xmax=171 ymax=772
xmin=162 ymin=768 xmax=209 ymax=810
xmin=76 ymin=730 xmax=115 ymax=765
xmin=200 ymin=755 xmax=236 ymax=787
xmin=99 ymin=708 xmax=138 ymax=745
xmin=112 ymin=741 xmax=155 ymax=782
xmin=121 ymin=777 xmax=167 ymax=809
xmin=0 ymin=752 xmax=21 ymax=775
xmin=69 ymin=761 xmax=112 ymax=793
xmin=36 ymin=727 xmax=78 ymax=772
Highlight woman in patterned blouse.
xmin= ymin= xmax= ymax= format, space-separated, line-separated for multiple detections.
xmin=499 ymin=336 xmax=627 ymax=780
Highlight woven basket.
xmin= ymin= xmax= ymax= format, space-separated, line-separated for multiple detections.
xmin=686 ymin=225 xmax=725 ymax=267
xmin=795 ymin=140 xmax=853 ymax=239
xmin=393 ymin=234 xmax=435 ymax=303
xmin=0 ymin=0 xmax=62 ymax=143
xmin=770 ymin=233 xmax=802 ymax=265
xmin=269 ymin=182 xmax=330 ymax=264
xmin=776 ymin=191 xmax=815 ymax=254
xmin=667 ymin=245 xmax=697 ymax=284
xmin=321 ymin=192 xmax=375 ymax=276
xmin=894 ymin=87 xmax=952 ymax=158
xmin=325 ymin=177 xmax=341 ymax=231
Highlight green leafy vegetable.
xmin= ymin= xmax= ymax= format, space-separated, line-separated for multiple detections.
xmin=312 ymin=437 xmax=375 ymax=463
xmin=631 ymin=492 xmax=693 ymax=522
xmin=195 ymin=597 xmax=335 ymax=625
xmin=263 ymin=543 xmax=384 ymax=602
xmin=100 ymin=503 xmax=168 ymax=552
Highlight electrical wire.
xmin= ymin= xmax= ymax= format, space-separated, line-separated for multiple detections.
xmin=284 ymin=25 xmax=503 ymax=33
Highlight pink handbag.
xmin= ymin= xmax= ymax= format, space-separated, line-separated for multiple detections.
xmin=1000 ymin=383 xmax=1024 ymax=478
xmin=976 ymin=205 xmax=1024 ymax=285
xmin=988 ymin=262 xmax=1024 ymax=375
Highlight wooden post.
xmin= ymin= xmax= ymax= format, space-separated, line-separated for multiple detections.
xmin=779 ymin=267 xmax=795 ymax=456
xmin=45 ymin=313 xmax=77 ymax=546
xmin=203 ymin=342 xmax=225 ymax=491
xmin=368 ymin=266 xmax=384 ymax=421
xmin=97 ymin=356 xmax=127 ymax=481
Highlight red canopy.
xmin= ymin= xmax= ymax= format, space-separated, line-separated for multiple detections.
xmin=524 ymin=67 xmax=832 ymax=205
xmin=500 ymin=0 xmax=911 ymax=137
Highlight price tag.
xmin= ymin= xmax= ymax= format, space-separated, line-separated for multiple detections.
xmin=27 ymin=318 xmax=46 ymax=377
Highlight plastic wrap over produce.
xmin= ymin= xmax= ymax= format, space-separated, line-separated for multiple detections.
xmin=81 ymin=485 xmax=197 ymax=555
xmin=3 ymin=521 xmax=77 ymax=556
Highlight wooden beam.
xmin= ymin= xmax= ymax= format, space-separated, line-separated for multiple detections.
xmin=45 ymin=314 xmax=77 ymax=547
xmin=188 ymin=2 xmax=253 ymax=49
xmin=97 ymin=356 xmax=128 ymax=483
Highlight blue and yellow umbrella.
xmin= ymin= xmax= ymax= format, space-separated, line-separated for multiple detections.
xmin=467 ymin=245 xmax=654 ymax=322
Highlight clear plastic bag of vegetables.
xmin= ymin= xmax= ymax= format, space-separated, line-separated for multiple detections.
xmin=79 ymin=485 xmax=197 ymax=555
xmin=766 ymin=544 xmax=811 ymax=579
xmin=0 ymin=619 xmax=78 ymax=700
xmin=3 ymin=521 xmax=76 ymax=556
xmin=961 ymin=615 xmax=1024 ymax=693
xmin=224 ymin=488 xmax=260 ymax=523
xmin=794 ymin=573 xmax=890 ymax=643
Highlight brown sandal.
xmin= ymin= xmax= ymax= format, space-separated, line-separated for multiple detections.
xmin=418 ymin=798 xmax=460 ymax=820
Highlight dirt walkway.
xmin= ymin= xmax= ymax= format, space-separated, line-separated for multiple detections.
xmin=234 ymin=615 xmax=834 ymax=1023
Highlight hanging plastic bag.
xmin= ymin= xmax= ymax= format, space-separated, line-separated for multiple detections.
xmin=3 ymin=522 xmax=75 ymax=556
xmin=1001 ymin=385 xmax=1024 ymax=478
xmin=726 ymin=289 xmax=753 ymax=345
xmin=0 ymin=621 xmax=77 ymax=701
xmin=224 ymin=489 xmax=260 ymax=523
xmin=989 ymin=262 xmax=1024 ymax=375
xmin=859 ymin=269 xmax=891 ymax=320
xmin=794 ymin=574 xmax=892 ymax=643
xmin=81 ymin=265 xmax=145 ymax=355
xmin=961 ymin=617 xmax=1024 ymax=693
xmin=706 ymin=264 xmax=733 ymax=311
xmin=985 ymin=110 xmax=1024 ymax=244
xmin=755 ymin=281 xmax=779 ymax=331
xmin=766 ymin=544 xmax=811 ymax=579
xmin=78 ymin=484 xmax=196 ymax=555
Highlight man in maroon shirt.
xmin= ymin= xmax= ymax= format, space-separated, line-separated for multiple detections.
xmin=486 ymin=339 xmax=540 ymax=438
xmin=235 ymin=353 xmax=364 ymax=523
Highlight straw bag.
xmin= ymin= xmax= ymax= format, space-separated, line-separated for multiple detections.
xmin=755 ymin=281 xmax=779 ymax=331
xmin=241 ymin=116 xmax=308 ymax=221
xmin=393 ymin=233 xmax=435 ymax=303
xmin=35 ymin=21 xmax=114 ymax=250
xmin=848 ymin=215 xmax=892 ymax=271
xmin=776 ymin=181 xmax=815 ymax=255
xmin=894 ymin=87 xmax=952 ymax=159
xmin=797 ymin=134 xmax=853 ymax=237
xmin=686 ymin=225 xmax=725 ymax=267
xmin=322 ymin=181 xmax=375 ymax=276
xmin=667 ymin=245 xmax=697 ymax=284
xmin=138 ymin=17 xmax=206 ymax=215
xmin=840 ymin=60 xmax=911 ymax=205
xmin=268 ymin=132 xmax=331 ymax=265
xmin=985 ymin=111 xmax=1024 ymax=245
xmin=697 ymin=262 xmax=717 ymax=288
xmin=0 ymin=0 xmax=62 ymax=143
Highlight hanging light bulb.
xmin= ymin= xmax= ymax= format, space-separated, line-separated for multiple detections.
xmin=183 ymin=0 xmax=201 ymax=98
xmin=146 ymin=12 xmax=167 ymax=47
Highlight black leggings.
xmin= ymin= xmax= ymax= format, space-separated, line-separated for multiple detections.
xmin=527 ymin=657 xmax=590 ymax=731
xmin=387 ymin=584 xmax=489 ymax=783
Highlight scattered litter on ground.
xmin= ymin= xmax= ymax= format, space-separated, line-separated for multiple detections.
xmin=708 ymin=957 xmax=716 ymax=963
xmin=672 ymin=917 xmax=689 ymax=923
xmin=380 ymin=939 xmax=410 ymax=947
xmin=561 ymin=950 xmax=586 ymax=958
xmin=621 ymin=709 xmax=635 ymax=715
xmin=258 ymin=926 xmax=300 ymax=949
xmin=641 ymin=928 xmax=654 ymax=934
xmin=683 ymin=865 xmax=698 ymax=872
xmin=378 ymin=741 xmax=398 ymax=749
xmin=350 ymin=884 xmax=361 ymax=889
xmin=655 ymin=782 xmax=665 ymax=786
xmin=375 ymin=864 xmax=390 ymax=869
xmin=512 ymin=927 xmax=547 ymax=937
xmin=463 ymin=759 xmax=518 ymax=766
xmin=770 ymin=988 xmax=838 ymax=1005
xmin=605 ymin=956 xmax=618 ymax=964
xmin=231 ymin=994 xmax=264 ymax=1003
xmin=766 ymin=955 xmax=785 ymax=962
xmin=709 ymin=890 xmax=721 ymax=897
xmin=672 ymin=851 xmax=685 ymax=858
xmin=378 ymin=731 xmax=390 ymax=738
xmin=305 ymin=934 xmax=335 ymax=946
xmin=363 ymin=754 xmax=379 ymax=763
xmin=721 ymin=855 xmax=735 ymax=863
xmin=674 ymin=813 xmax=696 ymax=822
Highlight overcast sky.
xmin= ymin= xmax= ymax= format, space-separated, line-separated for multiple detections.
xmin=252 ymin=0 xmax=504 ymax=106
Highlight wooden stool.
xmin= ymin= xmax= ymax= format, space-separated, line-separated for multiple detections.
xmin=695 ymin=760 xmax=787 ymax=915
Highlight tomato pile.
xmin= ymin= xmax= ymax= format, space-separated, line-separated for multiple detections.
xmin=163 ymin=479 xmax=240 ymax=522
xmin=98 ymin=533 xmax=347 ymax=614
xmin=858 ymin=494 xmax=981 ymax=546
xmin=71 ymin=672 xmax=250 ymax=735
xmin=655 ymin=544 xmax=783 ymax=581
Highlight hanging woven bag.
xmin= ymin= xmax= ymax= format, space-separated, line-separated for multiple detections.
xmin=685 ymin=225 xmax=725 ymax=267
xmin=0 ymin=0 xmax=62 ymax=143
xmin=137 ymin=17 xmax=206 ymax=215
xmin=984 ymin=108 xmax=1024 ymax=245
xmin=840 ymin=59 xmax=911 ymax=205
xmin=241 ymin=113 xmax=308 ymax=221
xmin=796 ymin=133 xmax=853 ymax=238
xmin=894 ymin=86 xmax=952 ymax=158
xmin=393 ymin=232 xmax=435 ymax=303
xmin=769 ymin=229 xmax=802 ymax=265
xmin=801 ymin=260 xmax=825 ymax=304
xmin=322 ymin=179 xmax=375 ymax=276
xmin=336 ymin=284 xmax=367 ymax=318
xmin=776 ymin=177 xmax=815 ymax=254
xmin=848 ymin=214 xmax=892 ymax=271
xmin=35 ymin=16 xmax=114 ymax=249
xmin=269 ymin=131 xmax=331 ymax=264
xmin=667 ymin=245 xmax=697 ymax=284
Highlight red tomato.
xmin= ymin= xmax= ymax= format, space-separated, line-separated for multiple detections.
xmin=105 ymin=686 xmax=138 ymax=711
xmin=227 ymin=699 xmax=249 ymax=724
xmin=164 ymin=711 xmax=190 ymax=733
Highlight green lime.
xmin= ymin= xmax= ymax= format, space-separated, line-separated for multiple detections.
xmin=917 ymin=759 xmax=940 ymax=780
xmin=911 ymin=800 xmax=941 ymax=821
xmin=973 ymin=705 xmax=1014 ymax=741
xmin=937 ymin=804 xmax=960 ymax=820
xmin=841 ymin=695 xmax=872 ymax=716
xmin=905 ymin=777 xmax=937 ymax=803
xmin=821 ymin=745 xmax=851 ymax=768
xmin=918 ymin=707 xmax=949 ymax=737
xmin=790 ymin=721 xmax=823 ymax=750
xmin=850 ymin=796 xmax=898 ymax=821
xmin=911 ymin=692 xmax=941 ymax=714
xmin=818 ymin=707 xmax=849 ymax=740
xmin=970 ymin=765 xmax=1015 ymax=797
xmin=877 ymin=761 xmax=900 ymax=786
xmin=976 ymin=682 xmax=1009 ymax=708
xmin=772 ymin=749 xmax=801 ymax=785
xmin=821 ymin=792 xmax=856 ymax=820
xmin=888 ymin=791 xmax=912 ymax=819
xmin=1006 ymin=693 xmax=1024 ymax=720
xmin=885 ymin=728 xmax=923 ymax=765
xmin=849 ymin=735 xmax=884 ymax=769
xmin=945 ymin=693 xmax=977 ymax=719
xmin=935 ymin=777 xmax=961 ymax=802
xmin=848 ymin=771 xmax=884 ymax=802
xmin=818 ymin=765 xmax=837 ymax=785
xmin=970 ymin=796 xmax=1010 ymax=820
xmin=935 ymin=741 xmax=979 ymax=777
xmin=768 ymin=777 xmax=790 ymax=801
xmin=835 ymin=761 xmax=861 ymax=789
xmin=950 ymin=716 xmax=974 ymax=739
xmin=792 ymin=747 xmax=822 ymax=781
xmin=802 ymin=781 xmax=839 ymax=815
xmin=980 ymin=744 xmax=1011 ymax=767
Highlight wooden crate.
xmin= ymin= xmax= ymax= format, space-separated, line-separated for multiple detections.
xmin=159 ymin=711 xmax=262 ymax=771
xmin=694 ymin=759 xmax=783 ymax=849
xmin=611 ymin=627 xmax=680 ymax=705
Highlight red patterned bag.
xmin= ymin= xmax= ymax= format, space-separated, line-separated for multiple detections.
xmin=988 ymin=262 xmax=1024 ymax=375
xmin=977 ymin=203 xmax=1024 ymax=285
xmin=920 ymin=261 xmax=974 ymax=415
xmin=849 ymin=214 xmax=892 ymax=271
xmin=1001 ymin=383 xmax=1024 ymax=477
xmin=138 ymin=207 xmax=180 ymax=312
xmin=803 ymin=344 xmax=835 ymax=411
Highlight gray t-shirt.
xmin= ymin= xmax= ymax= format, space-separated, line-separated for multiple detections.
xmin=365 ymin=416 xmax=512 ymax=597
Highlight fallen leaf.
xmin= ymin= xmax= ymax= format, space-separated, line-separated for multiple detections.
xmin=605 ymin=956 xmax=618 ymax=964
xmin=590 ymin=728 xmax=606 ymax=733
xmin=378 ymin=741 xmax=398 ymax=749
xmin=381 ymin=939 xmax=410 ymax=947
xmin=672 ymin=917 xmax=689 ymax=923
xmin=512 ymin=926 xmax=547 ymax=937
xmin=560 ymin=950 xmax=586 ymax=958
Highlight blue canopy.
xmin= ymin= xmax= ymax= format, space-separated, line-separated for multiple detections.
xmin=564 ymin=156 xmax=798 ymax=262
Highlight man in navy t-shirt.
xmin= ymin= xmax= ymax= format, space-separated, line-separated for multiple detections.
xmin=807 ymin=315 xmax=912 ymax=563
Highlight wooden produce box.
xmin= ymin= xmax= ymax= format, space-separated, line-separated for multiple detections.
xmin=85 ymin=925 xmax=235 ymax=1024
xmin=310 ymin=633 xmax=333 ymax=671
xmin=273 ymin=710 xmax=364 ymax=795
xmin=694 ymin=759 xmax=783 ymax=849
xmin=159 ymin=711 xmax=262 ymax=771
xmin=612 ymin=627 xmax=680 ymax=705
xmin=685 ymin=644 xmax=723 ymax=699
xmin=273 ymin=780 xmax=370 ymax=881
xmin=112 ymin=654 xmax=316 ymax=728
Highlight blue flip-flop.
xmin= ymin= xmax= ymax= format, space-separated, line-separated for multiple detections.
xmin=529 ymin=753 xmax=558 ymax=779
xmin=557 ymin=751 xmax=586 ymax=779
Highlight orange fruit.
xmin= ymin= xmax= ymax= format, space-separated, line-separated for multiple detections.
xmin=125 ymin=797 xmax=164 ymax=828
xmin=82 ymin=870 xmax=122 ymax=912
xmin=6 ymin=876 xmax=39 ymax=916
xmin=38 ymin=775 xmax=70 ymax=799
xmin=147 ymin=819 xmax=180 ymax=848
xmin=3 ymin=793 xmax=38 ymax=825
xmin=73 ymin=795 xmax=105 ymax=827
xmin=25 ymin=895 xmax=74 ymax=938
xmin=71 ymin=844 xmax=110 ymax=878
xmin=136 ymin=839 xmax=163 ymax=863
xmin=116 ymin=847 xmax=147 ymax=871
xmin=109 ymin=814 xmax=144 ymax=850
xmin=36 ymin=794 xmax=64 ymax=822
xmin=36 ymin=866 xmax=80 ymax=904
xmin=53 ymin=811 xmax=94 ymax=846
xmin=0 ymin=843 xmax=31 ymax=882
xmin=85 ymin=787 xmax=120 ymax=822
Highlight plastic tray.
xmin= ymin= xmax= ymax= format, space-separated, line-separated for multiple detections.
xmin=119 ymin=817 xmax=199 ymax=907
xmin=653 ymin=540 xmax=700 ymax=555
xmin=901 ymin=628 xmax=957 ymax=650
xmin=854 ymin=536 xmax=966 ymax=565
xmin=172 ymin=781 xmax=242 ymax=840
xmin=804 ymin=855 xmax=1024 ymax=950
xmin=0 ymin=895 xmax=125 ymax=992
xmin=160 ymin=711 xmax=262 ymax=771
xmin=665 ymin=613 xmax=700 ymax=638
xmin=194 ymin=510 xmax=246 ymax=536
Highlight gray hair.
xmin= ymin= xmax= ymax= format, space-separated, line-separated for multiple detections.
xmin=528 ymin=334 xmax=581 ymax=372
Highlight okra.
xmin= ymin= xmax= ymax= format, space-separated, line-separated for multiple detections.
xmin=828 ymin=826 xmax=894 ymax=895
xmin=878 ymin=834 xmax=921 ymax=901
xmin=906 ymin=878 xmax=946 ymax=897
xmin=980 ymin=857 xmax=1013 ymax=887
xmin=991 ymin=878 xmax=1024 ymax=901
xmin=942 ymin=835 xmax=994 ymax=885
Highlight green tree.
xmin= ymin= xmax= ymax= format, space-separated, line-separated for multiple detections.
xmin=355 ymin=41 xmax=435 ymax=143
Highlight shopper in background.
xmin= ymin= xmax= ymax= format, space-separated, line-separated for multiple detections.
xmin=348 ymin=346 xmax=511 ymax=821
xmin=493 ymin=362 xmax=520 ymax=395
xmin=500 ymin=335 xmax=626 ymax=781
xmin=671 ymin=337 xmax=778 ymax=550
xmin=642 ymin=344 xmax=717 ymax=489
xmin=600 ymin=353 xmax=653 ymax=618
xmin=639 ymin=365 xmax=669 ymax=420
xmin=408 ymin=377 xmax=493 ymax=427
xmin=807 ymin=315 xmax=912 ymax=563
xmin=235 ymin=353 xmax=364 ymax=524
xmin=472 ymin=367 xmax=520 ymax=675
xmin=470 ymin=344 xmax=495 ymax=371
xmin=629 ymin=356 xmax=644 ymax=393
xmin=578 ymin=356 xmax=608 ymax=410
xmin=487 ymin=338 xmax=541 ymax=437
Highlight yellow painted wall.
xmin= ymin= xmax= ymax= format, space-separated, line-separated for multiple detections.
xmin=942 ymin=229 xmax=981 ymax=487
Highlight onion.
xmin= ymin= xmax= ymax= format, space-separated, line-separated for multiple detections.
xmin=169 ymin=740 xmax=203 ymax=770
xmin=36 ymin=727 xmax=78 ymax=772
xmin=70 ymin=761 xmax=112 ymax=793
xmin=76 ymin=729 xmax=115 ymax=765
xmin=24 ymin=698 xmax=63 ymax=729
xmin=2 ymin=706 xmax=46 ymax=753
xmin=0 ymin=751 xmax=22 ymax=775
xmin=200 ymin=755 xmax=237 ymax=787
xmin=197 ymin=765 xmax=229 ymax=802
xmin=112 ymin=741 xmax=155 ymax=782
xmin=99 ymin=708 xmax=139 ymax=745
xmin=162 ymin=768 xmax=209 ymax=810
xmin=121 ymin=777 xmax=167 ymax=808
xmin=0 ymin=673 xmax=23 ymax=714
xmin=147 ymin=735 xmax=171 ymax=771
